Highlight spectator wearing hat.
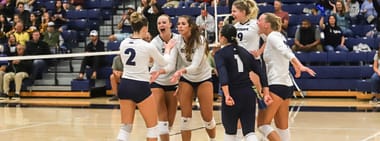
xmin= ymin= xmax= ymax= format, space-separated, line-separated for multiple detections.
xmin=77 ymin=30 xmax=105 ymax=80
xmin=196 ymin=5 xmax=215 ymax=43
xmin=42 ymin=22 xmax=64 ymax=53
xmin=108 ymin=5 xmax=135 ymax=42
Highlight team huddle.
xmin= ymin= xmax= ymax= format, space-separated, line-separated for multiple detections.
xmin=115 ymin=0 xmax=316 ymax=141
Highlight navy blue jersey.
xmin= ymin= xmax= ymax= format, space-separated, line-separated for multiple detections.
xmin=214 ymin=44 xmax=268 ymax=88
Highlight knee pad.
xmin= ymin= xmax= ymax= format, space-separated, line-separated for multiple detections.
xmin=180 ymin=117 xmax=192 ymax=131
xmin=203 ymin=118 xmax=216 ymax=129
xmin=146 ymin=125 xmax=159 ymax=139
xmin=277 ymin=128 xmax=290 ymax=141
xmin=258 ymin=125 xmax=274 ymax=138
xmin=245 ymin=132 xmax=258 ymax=141
xmin=158 ymin=121 xmax=169 ymax=135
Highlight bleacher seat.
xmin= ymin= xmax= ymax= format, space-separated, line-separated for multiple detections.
xmin=350 ymin=24 xmax=374 ymax=37
xmin=100 ymin=0 xmax=114 ymax=9
xmin=347 ymin=51 xmax=367 ymax=64
xmin=345 ymin=37 xmax=375 ymax=51
xmin=107 ymin=41 xmax=121 ymax=51
xmin=287 ymin=25 xmax=298 ymax=38
xmin=308 ymin=51 xmax=328 ymax=64
xmin=68 ymin=19 xmax=87 ymax=31
xmin=207 ymin=6 xmax=229 ymax=15
xmin=85 ymin=0 xmax=101 ymax=9
xmin=71 ymin=79 xmax=90 ymax=91
xmin=282 ymin=3 xmax=314 ymax=14
xmin=61 ymin=30 xmax=78 ymax=49
xmin=327 ymin=51 xmax=347 ymax=64
xmin=294 ymin=51 xmax=309 ymax=64
xmin=258 ymin=5 xmax=274 ymax=14
xmin=287 ymin=38 xmax=295 ymax=47
xmin=87 ymin=9 xmax=102 ymax=20
xmin=87 ymin=20 xmax=100 ymax=31
xmin=44 ymin=0 xmax=56 ymax=11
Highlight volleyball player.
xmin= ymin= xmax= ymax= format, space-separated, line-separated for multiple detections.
xmin=149 ymin=14 xmax=179 ymax=141
xmin=214 ymin=24 xmax=270 ymax=141
xmin=231 ymin=0 xmax=268 ymax=138
xmin=170 ymin=15 xmax=216 ymax=141
xmin=256 ymin=13 xmax=316 ymax=141
xmin=116 ymin=12 xmax=174 ymax=141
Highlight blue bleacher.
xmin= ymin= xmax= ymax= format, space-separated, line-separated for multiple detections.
xmin=350 ymin=24 xmax=375 ymax=37
xmin=345 ymin=37 xmax=376 ymax=51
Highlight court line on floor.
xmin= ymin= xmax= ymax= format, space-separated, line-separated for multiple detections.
xmin=170 ymin=122 xmax=222 ymax=136
xmin=0 ymin=122 xmax=55 ymax=133
xmin=360 ymin=131 xmax=380 ymax=141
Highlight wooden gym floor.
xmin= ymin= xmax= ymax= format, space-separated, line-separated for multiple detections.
xmin=0 ymin=95 xmax=380 ymax=141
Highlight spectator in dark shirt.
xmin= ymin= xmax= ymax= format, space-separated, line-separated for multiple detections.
xmin=25 ymin=30 xmax=51 ymax=82
xmin=319 ymin=15 xmax=349 ymax=52
xmin=51 ymin=0 xmax=68 ymax=29
xmin=292 ymin=19 xmax=323 ymax=52
xmin=16 ymin=2 xmax=31 ymax=27
xmin=77 ymin=30 xmax=105 ymax=80
xmin=0 ymin=14 xmax=12 ymax=44
xmin=143 ymin=0 xmax=163 ymax=38
xmin=2 ymin=44 xmax=32 ymax=99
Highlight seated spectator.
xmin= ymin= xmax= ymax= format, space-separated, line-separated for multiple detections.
xmin=13 ymin=22 xmax=30 ymax=46
xmin=374 ymin=0 xmax=380 ymax=33
xmin=51 ymin=0 xmax=68 ymax=29
xmin=319 ymin=15 xmax=349 ymax=52
xmin=1 ymin=0 xmax=15 ymax=21
xmin=26 ymin=13 xmax=41 ymax=34
xmin=196 ymin=6 xmax=215 ymax=43
xmin=108 ymin=55 xmax=123 ymax=101
xmin=4 ymin=34 xmax=17 ymax=56
xmin=42 ymin=22 xmax=63 ymax=53
xmin=16 ymin=0 xmax=34 ymax=12
xmin=16 ymin=2 xmax=31 ymax=27
xmin=0 ymin=14 xmax=12 ymax=44
xmin=0 ymin=52 xmax=6 ymax=98
xmin=331 ymin=0 xmax=353 ymax=37
xmin=77 ymin=30 xmax=106 ymax=80
xmin=108 ymin=5 xmax=134 ymax=42
xmin=370 ymin=48 xmax=380 ymax=103
xmin=348 ymin=0 xmax=361 ymax=24
xmin=361 ymin=0 xmax=378 ymax=24
xmin=273 ymin=0 xmax=289 ymax=36
xmin=162 ymin=0 xmax=180 ymax=8
xmin=25 ymin=30 xmax=51 ymax=82
xmin=40 ymin=11 xmax=51 ymax=33
xmin=2 ymin=44 xmax=32 ymax=100
xmin=292 ymin=19 xmax=323 ymax=52
xmin=190 ymin=0 xmax=210 ymax=7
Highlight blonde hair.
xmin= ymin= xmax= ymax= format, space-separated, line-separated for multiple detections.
xmin=263 ymin=13 xmax=282 ymax=32
xmin=130 ymin=12 xmax=148 ymax=32
xmin=232 ymin=0 xmax=259 ymax=19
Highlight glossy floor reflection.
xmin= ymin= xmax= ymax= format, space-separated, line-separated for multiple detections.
xmin=0 ymin=97 xmax=380 ymax=141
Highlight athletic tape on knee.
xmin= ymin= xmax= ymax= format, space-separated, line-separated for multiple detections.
xmin=146 ymin=125 xmax=159 ymax=138
xmin=277 ymin=128 xmax=290 ymax=141
xmin=180 ymin=117 xmax=192 ymax=131
xmin=203 ymin=118 xmax=216 ymax=129
xmin=245 ymin=132 xmax=258 ymax=141
xmin=258 ymin=125 xmax=274 ymax=138
xmin=158 ymin=121 xmax=169 ymax=135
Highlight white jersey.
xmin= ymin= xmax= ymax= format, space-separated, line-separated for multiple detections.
xmin=263 ymin=31 xmax=295 ymax=86
xmin=174 ymin=36 xmax=211 ymax=82
xmin=150 ymin=33 xmax=180 ymax=86
xmin=120 ymin=37 xmax=170 ymax=82
xmin=234 ymin=19 xmax=260 ymax=52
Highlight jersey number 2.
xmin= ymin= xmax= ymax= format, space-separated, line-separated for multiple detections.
xmin=234 ymin=54 xmax=243 ymax=72
xmin=125 ymin=48 xmax=136 ymax=66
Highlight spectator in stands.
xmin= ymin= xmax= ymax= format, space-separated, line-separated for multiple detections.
xmin=16 ymin=2 xmax=31 ymax=27
xmin=196 ymin=5 xmax=215 ymax=43
xmin=51 ymin=0 xmax=68 ymax=29
xmin=374 ymin=0 xmax=380 ymax=32
xmin=13 ymin=22 xmax=30 ymax=46
xmin=292 ymin=19 xmax=323 ymax=52
xmin=77 ymin=30 xmax=105 ymax=80
xmin=190 ymin=0 xmax=210 ymax=7
xmin=108 ymin=55 xmax=122 ymax=101
xmin=62 ymin=0 xmax=74 ymax=11
xmin=0 ymin=0 xmax=16 ymax=20
xmin=40 ymin=11 xmax=51 ymax=33
xmin=25 ymin=30 xmax=50 ymax=82
xmin=370 ymin=48 xmax=380 ymax=103
xmin=0 ymin=46 xmax=6 ymax=98
xmin=273 ymin=0 xmax=289 ymax=36
xmin=316 ymin=0 xmax=334 ymax=16
xmin=348 ymin=0 xmax=361 ymax=24
xmin=16 ymin=0 xmax=34 ymax=12
xmin=143 ymin=0 xmax=163 ymax=38
xmin=361 ymin=0 xmax=378 ymax=24
xmin=331 ymin=0 xmax=354 ymax=37
xmin=319 ymin=15 xmax=349 ymax=52
xmin=4 ymin=34 xmax=17 ymax=56
xmin=137 ymin=0 xmax=148 ymax=13
xmin=161 ymin=0 xmax=180 ymax=8
xmin=108 ymin=5 xmax=134 ymax=42
xmin=26 ymin=12 xmax=40 ymax=34
xmin=42 ymin=22 xmax=63 ymax=53
xmin=0 ymin=14 xmax=12 ymax=44
xmin=2 ymin=44 xmax=32 ymax=100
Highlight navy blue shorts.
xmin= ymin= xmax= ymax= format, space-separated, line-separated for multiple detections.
xmin=150 ymin=82 xmax=177 ymax=91
xmin=269 ymin=85 xmax=294 ymax=100
xmin=118 ymin=78 xmax=152 ymax=103
xmin=179 ymin=77 xmax=212 ymax=89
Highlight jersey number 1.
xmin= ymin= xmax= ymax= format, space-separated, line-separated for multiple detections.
xmin=234 ymin=54 xmax=243 ymax=72
xmin=125 ymin=48 xmax=136 ymax=66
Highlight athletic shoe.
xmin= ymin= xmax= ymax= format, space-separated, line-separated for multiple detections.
xmin=109 ymin=95 xmax=119 ymax=101
xmin=12 ymin=94 xmax=20 ymax=100
xmin=0 ymin=93 xmax=8 ymax=100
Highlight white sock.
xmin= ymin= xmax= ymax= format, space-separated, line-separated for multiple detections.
xmin=210 ymin=138 xmax=216 ymax=141
xmin=237 ymin=128 xmax=244 ymax=140
xmin=245 ymin=132 xmax=258 ymax=141
xmin=224 ymin=134 xmax=236 ymax=141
